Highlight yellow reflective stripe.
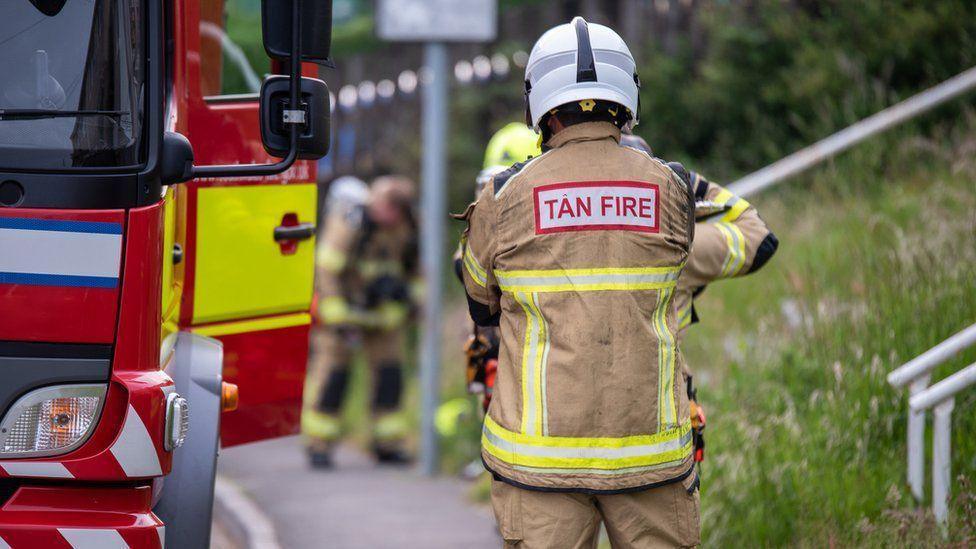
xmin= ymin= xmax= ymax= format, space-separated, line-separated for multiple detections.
xmin=499 ymin=266 xmax=682 ymax=278
xmin=722 ymin=197 xmax=751 ymax=222
xmin=525 ymin=293 xmax=549 ymax=436
xmin=514 ymin=292 xmax=543 ymax=435
xmin=653 ymin=288 xmax=678 ymax=429
xmin=482 ymin=415 xmax=692 ymax=470
xmin=319 ymin=296 xmax=351 ymax=325
xmin=496 ymin=266 xmax=682 ymax=293
xmin=534 ymin=293 xmax=552 ymax=435
xmin=705 ymin=188 xmax=751 ymax=223
xmin=716 ymin=222 xmax=747 ymax=277
xmin=301 ymin=410 xmax=342 ymax=440
xmin=462 ymin=244 xmax=488 ymax=288
xmin=358 ymin=259 xmax=404 ymax=278
xmin=485 ymin=414 xmax=689 ymax=448
xmin=192 ymin=312 xmax=311 ymax=337
xmin=374 ymin=412 xmax=410 ymax=441
xmin=316 ymin=246 xmax=347 ymax=272
xmin=677 ymin=301 xmax=693 ymax=330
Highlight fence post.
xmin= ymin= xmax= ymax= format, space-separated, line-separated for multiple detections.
xmin=907 ymin=375 xmax=930 ymax=501
xmin=931 ymin=398 xmax=955 ymax=525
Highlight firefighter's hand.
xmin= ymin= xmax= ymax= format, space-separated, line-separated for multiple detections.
xmin=377 ymin=301 xmax=409 ymax=330
xmin=319 ymin=296 xmax=353 ymax=325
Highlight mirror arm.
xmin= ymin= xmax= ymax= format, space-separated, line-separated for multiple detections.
xmin=191 ymin=0 xmax=303 ymax=179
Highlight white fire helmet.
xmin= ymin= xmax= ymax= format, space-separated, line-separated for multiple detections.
xmin=524 ymin=17 xmax=640 ymax=131
xmin=327 ymin=176 xmax=369 ymax=219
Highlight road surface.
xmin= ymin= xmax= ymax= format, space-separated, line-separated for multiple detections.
xmin=216 ymin=436 xmax=500 ymax=548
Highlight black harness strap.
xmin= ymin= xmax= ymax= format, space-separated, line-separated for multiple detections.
xmin=574 ymin=17 xmax=597 ymax=83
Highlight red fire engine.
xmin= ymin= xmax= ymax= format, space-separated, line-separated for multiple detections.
xmin=0 ymin=0 xmax=332 ymax=546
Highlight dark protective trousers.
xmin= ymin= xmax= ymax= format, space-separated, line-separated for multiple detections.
xmin=302 ymin=326 xmax=407 ymax=451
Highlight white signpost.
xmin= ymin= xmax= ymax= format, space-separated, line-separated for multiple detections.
xmin=376 ymin=0 xmax=497 ymax=42
xmin=376 ymin=0 xmax=497 ymax=476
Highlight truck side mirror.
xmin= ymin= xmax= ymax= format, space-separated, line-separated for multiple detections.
xmin=260 ymin=75 xmax=331 ymax=160
xmin=160 ymin=131 xmax=194 ymax=185
xmin=192 ymin=0 xmax=333 ymax=178
xmin=262 ymin=0 xmax=334 ymax=66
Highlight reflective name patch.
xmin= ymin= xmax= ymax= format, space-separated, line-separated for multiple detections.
xmin=533 ymin=181 xmax=660 ymax=234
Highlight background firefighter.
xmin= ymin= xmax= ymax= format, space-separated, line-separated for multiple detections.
xmin=303 ymin=175 xmax=420 ymax=468
xmin=455 ymin=122 xmax=541 ymax=412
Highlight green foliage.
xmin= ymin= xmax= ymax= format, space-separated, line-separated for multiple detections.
xmin=635 ymin=0 xmax=976 ymax=178
xmin=219 ymin=0 xmax=269 ymax=95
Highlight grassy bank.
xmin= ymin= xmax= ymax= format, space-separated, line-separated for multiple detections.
xmin=686 ymin=119 xmax=976 ymax=546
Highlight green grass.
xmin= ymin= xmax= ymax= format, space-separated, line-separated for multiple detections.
xmin=686 ymin=118 xmax=976 ymax=546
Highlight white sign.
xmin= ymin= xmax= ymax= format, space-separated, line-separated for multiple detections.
xmin=533 ymin=181 xmax=660 ymax=235
xmin=376 ymin=0 xmax=497 ymax=42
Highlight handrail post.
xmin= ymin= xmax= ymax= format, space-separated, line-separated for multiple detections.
xmin=907 ymin=375 xmax=930 ymax=501
xmin=932 ymin=399 xmax=955 ymax=526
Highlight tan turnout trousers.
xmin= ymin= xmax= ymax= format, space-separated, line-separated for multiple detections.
xmin=303 ymin=326 xmax=407 ymax=452
xmin=491 ymin=475 xmax=700 ymax=548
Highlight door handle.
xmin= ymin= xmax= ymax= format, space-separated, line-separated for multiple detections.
xmin=273 ymin=222 xmax=315 ymax=242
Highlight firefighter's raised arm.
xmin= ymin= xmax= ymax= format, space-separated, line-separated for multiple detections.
xmin=679 ymin=174 xmax=779 ymax=290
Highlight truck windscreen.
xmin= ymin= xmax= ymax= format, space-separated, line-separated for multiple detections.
xmin=0 ymin=0 xmax=144 ymax=170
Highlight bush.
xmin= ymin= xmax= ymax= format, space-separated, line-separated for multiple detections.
xmin=635 ymin=0 xmax=976 ymax=178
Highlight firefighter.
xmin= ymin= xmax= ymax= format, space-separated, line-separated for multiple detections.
xmin=303 ymin=175 xmax=419 ymax=468
xmin=480 ymin=122 xmax=542 ymax=189
xmin=459 ymin=18 xmax=700 ymax=547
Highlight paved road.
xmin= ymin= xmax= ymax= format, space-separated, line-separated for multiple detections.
xmin=216 ymin=436 xmax=500 ymax=549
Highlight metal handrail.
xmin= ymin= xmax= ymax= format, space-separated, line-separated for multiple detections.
xmin=910 ymin=362 xmax=976 ymax=411
xmin=888 ymin=324 xmax=976 ymax=388
xmin=728 ymin=66 xmax=976 ymax=199
xmin=886 ymin=323 xmax=976 ymax=505
xmin=887 ymin=323 xmax=976 ymax=525
xmin=906 ymin=363 xmax=976 ymax=524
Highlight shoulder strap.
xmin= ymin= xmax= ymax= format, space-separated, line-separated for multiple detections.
xmin=664 ymin=161 xmax=696 ymax=246
xmin=493 ymin=159 xmax=531 ymax=195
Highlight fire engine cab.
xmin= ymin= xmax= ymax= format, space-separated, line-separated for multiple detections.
xmin=0 ymin=0 xmax=332 ymax=546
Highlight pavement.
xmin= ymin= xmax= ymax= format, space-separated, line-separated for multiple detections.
xmin=215 ymin=436 xmax=500 ymax=549
xmin=210 ymin=515 xmax=237 ymax=549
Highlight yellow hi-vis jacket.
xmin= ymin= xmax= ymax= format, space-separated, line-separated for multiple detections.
xmin=461 ymin=121 xmax=696 ymax=492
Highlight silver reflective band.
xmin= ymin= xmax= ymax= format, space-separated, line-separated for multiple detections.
xmin=496 ymin=268 xmax=681 ymax=292
xmin=164 ymin=392 xmax=189 ymax=451
xmin=483 ymin=423 xmax=692 ymax=461
xmin=0 ymin=384 xmax=106 ymax=459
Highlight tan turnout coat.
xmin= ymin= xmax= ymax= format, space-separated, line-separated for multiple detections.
xmin=461 ymin=122 xmax=696 ymax=492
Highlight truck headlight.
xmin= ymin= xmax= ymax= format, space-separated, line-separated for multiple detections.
xmin=164 ymin=392 xmax=189 ymax=451
xmin=0 ymin=384 xmax=106 ymax=458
